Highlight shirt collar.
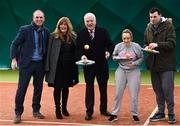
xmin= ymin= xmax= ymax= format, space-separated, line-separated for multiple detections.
xmin=88 ymin=29 xmax=95 ymax=33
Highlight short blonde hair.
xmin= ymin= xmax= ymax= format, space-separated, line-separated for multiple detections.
xmin=122 ymin=29 xmax=133 ymax=41
xmin=53 ymin=17 xmax=76 ymax=42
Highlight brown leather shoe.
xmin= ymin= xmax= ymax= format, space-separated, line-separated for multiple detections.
xmin=33 ymin=112 xmax=45 ymax=119
xmin=13 ymin=115 xmax=21 ymax=124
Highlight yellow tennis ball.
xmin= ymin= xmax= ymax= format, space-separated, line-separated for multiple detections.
xmin=84 ymin=44 xmax=89 ymax=50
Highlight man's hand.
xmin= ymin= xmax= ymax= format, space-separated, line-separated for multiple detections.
xmin=148 ymin=43 xmax=158 ymax=49
xmin=81 ymin=55 xmax=88 ymax=61
xmin=11 ymin=58 xmax=17 ymax=70
xmin=105 ymin=51 xmax=110 ymax=59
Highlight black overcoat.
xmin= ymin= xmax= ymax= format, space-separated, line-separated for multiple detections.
xmin=45 ymin=34 xmax=79 ymax=87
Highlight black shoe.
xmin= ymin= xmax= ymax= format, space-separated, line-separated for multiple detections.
xmin=101 ymin=111 xmax=111 ymax=116
xmin=149 ymin=113 xmax=165 ymax=122
xmin=13 ymin=115 xmax=21 ymax=124
xmin=132 ymin=115 xmax=140 ymax=123
xmin=56 ymin=110 xmax=63 ymax=119
xmin=33 ymin=112 xmax=45 ymax=119
xmin=56 ymin=113 xmax=63 ymax=119
xmin=85 ymin=114 xmax=92 ymax=121
xmin=168 ymin=114 xmax=176 ymax=124
xmin=62 ymin=109 xmax=70 ymax=116
xmin=108 ymin=115 xmax=118 ymax=122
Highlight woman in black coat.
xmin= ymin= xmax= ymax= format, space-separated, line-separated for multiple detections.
xmin=45 ymin=17 xmax=79 ymax=119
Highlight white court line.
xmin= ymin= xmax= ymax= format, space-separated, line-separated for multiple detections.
xmin=143 ymin=106 xmax=158 ymax=126
xmin=0 ymin=119 xmax=111 ymax=126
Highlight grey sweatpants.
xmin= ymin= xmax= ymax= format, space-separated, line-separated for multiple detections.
xmin=151 ymin=71 xmax=175 ymax=115
xmin=111 ymin=67 xmax=140 ymax=116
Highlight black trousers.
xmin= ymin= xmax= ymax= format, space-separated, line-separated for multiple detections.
xmin=15 ymin=61 xmax=44 ymax=116
xmin=83 ymin=65 xmax=108 ymax=116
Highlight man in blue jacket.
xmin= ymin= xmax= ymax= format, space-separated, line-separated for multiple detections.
xmin=10 ymin=9 xmax=50 ymax=124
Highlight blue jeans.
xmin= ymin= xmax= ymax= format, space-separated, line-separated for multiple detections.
xmin=15 ymin=61 xmax=44 ymax=116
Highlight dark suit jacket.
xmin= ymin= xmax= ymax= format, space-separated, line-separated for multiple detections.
xmin=10 ymin=24 xmax=50 ymax=69
xmin=76 ymin=26 xmax=114 ymax=79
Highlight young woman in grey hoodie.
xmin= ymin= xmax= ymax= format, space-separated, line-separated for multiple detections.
xmin=108 ymin=29 xmax=143 ymax=123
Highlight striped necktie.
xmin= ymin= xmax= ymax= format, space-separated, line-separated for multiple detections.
xmin=89 ymin=30 xmax=94 ymax=40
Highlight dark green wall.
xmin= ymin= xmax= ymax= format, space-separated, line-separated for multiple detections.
xmin=0 ymin=0 xmax=180 ymax=70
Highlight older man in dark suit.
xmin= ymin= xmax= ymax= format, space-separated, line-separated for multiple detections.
xmin=76 ymin=12 xmax=114 ymax=120
xmin=10 ymin=10 xmax=50 ymax=124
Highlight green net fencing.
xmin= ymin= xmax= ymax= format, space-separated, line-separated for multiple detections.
xmin=0 ymin=0 xmax=180 ymax=70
